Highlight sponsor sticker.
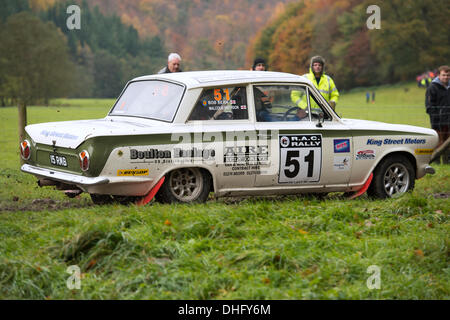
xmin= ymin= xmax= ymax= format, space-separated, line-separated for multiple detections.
xmin=40 ymin=129 xmax=78 ymax=140
xmin=117 ymin=169 xmax=149 ymax=176
xmin=414 ymin=148 xmax=433 ymax=155
xmin=334 ymin=139 xmax=350 ymax=153
xmin=333 ymin=156 xmax=350 ymax=171
xmin=367 ymin=138 xmax=427 ymax=146
xmin=356 ymin=149 xmax=375 ymax=160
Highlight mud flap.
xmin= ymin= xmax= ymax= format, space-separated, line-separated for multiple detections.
xmin=348 ymin=173 xmax=373 ymax=200
xmin=136 ymin=177 xmax=165 ymax=206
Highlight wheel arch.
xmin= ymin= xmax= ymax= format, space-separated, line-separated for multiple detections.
xmin=159 ymin=165 xmax=216 ymax=193
xmin=367 ymin=150 xmax=417 ymax=198
xmin=373 ymin=150 xmax=417 ymax=177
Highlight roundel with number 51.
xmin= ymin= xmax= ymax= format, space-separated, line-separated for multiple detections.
xmin=278 ymin=134 xmax=322 ymax=184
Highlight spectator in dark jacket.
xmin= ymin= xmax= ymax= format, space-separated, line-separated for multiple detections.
xmin=251 ymin=58 xmax=267 ymax=71
xmin=158 ymin=53 xmax=182 ymax=74
xmin=426 ymin=65 xmax=450 ymax=147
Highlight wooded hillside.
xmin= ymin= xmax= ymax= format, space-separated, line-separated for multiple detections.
xmin=248 ymin=0 xmax=450 ymax=89
xmin=2 ymin=0 xmax=448 ymax=100
xmin=30 ymin=0 xmax=296 ymax=70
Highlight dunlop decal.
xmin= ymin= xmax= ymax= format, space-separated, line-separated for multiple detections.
xmin=117 ymin=169 xmax=149 ymax=176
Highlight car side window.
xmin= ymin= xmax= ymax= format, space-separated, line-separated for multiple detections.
xmin=254 ymin=85 xmax=332 ymax=122
xmin=254 ymin=85 xmax=309 ymax=122
xmin=188 ymin=86 xmax=248 ymax=121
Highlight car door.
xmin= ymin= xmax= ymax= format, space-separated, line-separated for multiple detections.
xmin=251 ymin=83 xmax=353 ymax=189
xmin=186 ymin=84 xmax=259 ymax=192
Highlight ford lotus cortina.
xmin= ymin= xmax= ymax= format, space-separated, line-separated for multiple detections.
xmin=20 ymin=71 xmax=438 ymax=204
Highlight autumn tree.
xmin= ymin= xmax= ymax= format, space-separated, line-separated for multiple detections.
xmin=250 ymin=0 xmax=450 ymax=89
xmin=0 ymin=12 xmax=73 ymax=143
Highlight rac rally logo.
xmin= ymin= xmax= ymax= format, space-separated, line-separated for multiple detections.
xmin=334 ymin=139 xmax=350 ymax=153
xmin=280 ymin=136 xmax=290 ymax=148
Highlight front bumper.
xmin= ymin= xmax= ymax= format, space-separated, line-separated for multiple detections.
xmin=21 ymin=164 xmax=109 ymax=186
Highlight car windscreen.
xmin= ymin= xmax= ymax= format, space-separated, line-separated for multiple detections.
xmin=109 ymin=80 xmax=185 ymax=122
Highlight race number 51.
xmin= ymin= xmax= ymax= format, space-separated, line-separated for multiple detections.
xmin=279 ymin=134 xmax=322 ymax=183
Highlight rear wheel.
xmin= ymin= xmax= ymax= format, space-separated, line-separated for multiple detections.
xmin=367 ymin=155 xmax=415 ymax=199
xmin=155 ymin=168 xmax=211 ymax=204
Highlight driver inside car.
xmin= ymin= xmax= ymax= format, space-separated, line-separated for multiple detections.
xmin=255 ymin=87 xmax=308 ymax=122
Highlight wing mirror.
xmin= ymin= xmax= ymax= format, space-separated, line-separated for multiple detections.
xmin=316 ymin=112 xmax=324 ymax=128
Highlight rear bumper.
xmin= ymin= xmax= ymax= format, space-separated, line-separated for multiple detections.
xmin=21 ymin=164 xmax=155 ymax=196
xmin=21 ymin=164 xmax=109 ymax=186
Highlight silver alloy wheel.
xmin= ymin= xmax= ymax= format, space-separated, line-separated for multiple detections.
xmin=383 ymin=163 xmax=410 ymax=197
xmin=169 ymin=168 xmax=203 ymax=202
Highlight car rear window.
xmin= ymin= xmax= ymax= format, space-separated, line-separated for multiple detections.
xmin=109 ymin=80 xmax=185 ymax=122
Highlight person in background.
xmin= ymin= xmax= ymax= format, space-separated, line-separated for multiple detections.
xmin=291 ymin=55 xmax=339 ymax=120
xmin=251 ymin=58 xmax=267 ymax=71
xmin=372 ymin=91 xmax=376 ymax=103
xmin=366 ymin=92 xmax=370 ymax=103
xmin=426 ymin=65 xmax=450 ymax=156
xmin=291 ymin=56 xmax=339 ymax=110
xmin=158 ymin=53 xmax=182 ymax=74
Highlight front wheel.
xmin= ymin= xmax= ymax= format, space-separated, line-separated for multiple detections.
xmin=367 ymin=155 xmax=415 ymax=199
xmin=155 ymin=168 xmax=211 ymax=204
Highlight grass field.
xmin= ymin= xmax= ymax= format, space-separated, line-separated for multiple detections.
xmin=0 ymin=84 xmax=448 ymax=299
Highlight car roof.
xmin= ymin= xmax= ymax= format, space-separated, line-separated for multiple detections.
xmin=132 ymin=70 xmax=310 ymax=89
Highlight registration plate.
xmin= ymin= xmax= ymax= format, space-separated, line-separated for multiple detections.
xmin=50 ymin=154 xmax=68 ymax=167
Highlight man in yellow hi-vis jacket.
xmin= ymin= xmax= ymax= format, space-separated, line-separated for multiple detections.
xmin=291 ymin=56 xmax=339 ymax=113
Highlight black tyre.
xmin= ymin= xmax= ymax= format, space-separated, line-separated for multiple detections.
xmin=155 ymin=168 xmax=211 ymax=204
xmin=367 ymin=155 xmax=415 ymax=199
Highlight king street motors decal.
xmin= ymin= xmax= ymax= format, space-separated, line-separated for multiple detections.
xmin=367 ymin=138 xmax=426 ymax=146
xmin=279 ymin=134 xmax=322 ymax=183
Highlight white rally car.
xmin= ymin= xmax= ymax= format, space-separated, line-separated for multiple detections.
xmin=20 ymin=71 xmax=438 ymax=204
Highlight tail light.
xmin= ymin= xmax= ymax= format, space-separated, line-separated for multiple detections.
xmin=20 ymin=140 xmax=31 ymax=160
xmin=78 ymin=150 xmax=90 ymax=171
